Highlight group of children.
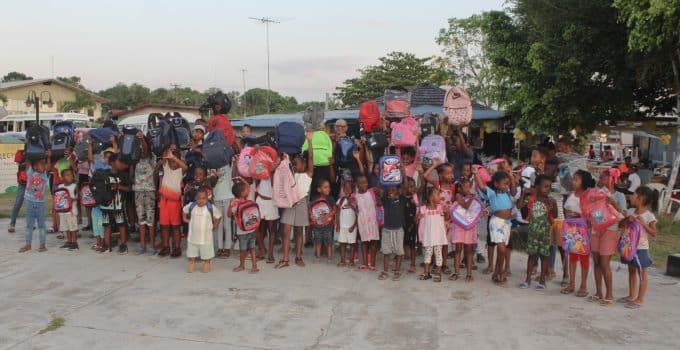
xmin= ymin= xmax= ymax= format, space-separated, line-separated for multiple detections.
xmin=14 ymin=121 xmax=658 ymax=310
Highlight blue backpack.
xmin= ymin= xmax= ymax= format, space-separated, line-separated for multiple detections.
xmin=275 ymin=121 xmax=305 ymax=155
xmin=378 ymin=155 xmax=403 ymax=187
xmin=54 ymin=121 xmax=75 ymax=146
xmin=203 ymin=130 xmax=234 ymax=169
xmin=336 ymin=136 xmax=356 ymax=166
xmin=188 ymin=201 xmax=214 ymax=221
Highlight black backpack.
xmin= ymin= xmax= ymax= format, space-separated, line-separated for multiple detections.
xmin=119 ymin=126 xmax=141 ymax=164
xmin=200 ymin=91 xmax=232 ymax=115
xmin=50 ymin=132 xmax=72 ymax=159
xmin=88 ymin=127 xmax=117 ymax=154
xmin=90 ymin=170 xmax=113 ymax=206
xmin=420 ymin=113 xmax=440 ymax=138
xmin=54 ymin=121 xmax=76 ymax=146
xmin=147 ymin=113 xmax=177 ymax=157
xmin=203 ymin=130 xmax=234 ymax=169
xmin=74 ymin=139 xmax=89 ymax=161
xmin=183 ymin=150 xmax=205 ymax=183
xmin=168 ymin=112 xmax=191 ymax=150
xmin=367 ymin=131 xmax=388 ymax=161
xmin=24 ymin=124 xmax=51 ymax=160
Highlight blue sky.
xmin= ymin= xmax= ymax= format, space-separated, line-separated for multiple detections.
xmin=1 ymin=0 xmax=505 ymax=101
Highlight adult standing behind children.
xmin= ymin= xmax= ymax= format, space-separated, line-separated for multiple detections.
xmin=207 ymin=93 xmax=239 ymax=151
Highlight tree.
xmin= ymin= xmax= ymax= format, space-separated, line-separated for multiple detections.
xmin=2 ymin=71 xmax=32 ymax=82
xmin=479 ymin=1 xmax=640 ymax=132
xmin=335 ymin=52 xmax=446 ymax=106
xmin=436 ymin=15 xmax=510 ymax=108
xmin=56 ymin=76 xmax=85 ymax=89
xmin=98 ymin=83 xmax=151 ymax=112
xmin=59 ymin=92 xmax=95 ymax=114
xmin=242 ymin=88 xmax=299 ymax=115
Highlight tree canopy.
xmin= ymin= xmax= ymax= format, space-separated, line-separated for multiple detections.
xmin=2 ymin=71 xmax=32 ymax=83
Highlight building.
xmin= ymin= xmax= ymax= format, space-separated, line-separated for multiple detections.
xmin=0 ymin=78 xmax=106 ymax=120
xmin=110 ymin=102 xmax=201 ymax=120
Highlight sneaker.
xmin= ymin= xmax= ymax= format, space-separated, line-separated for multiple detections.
xmin=146 ymin=248 xmax=158 ymax=255
xmin=59 ymin=242 xmax=71 ymax=249
xmin=158 ymin=247 xmax=171 ymax=257
xmin=170 ymin=248 xmax=182 ymax=258
xmin=68 ymin=242 xmax=79 ymax=251
xmin=135 ymin=247 xmax=147 ymax=255
xmin=118 ymin=244 xmax=128 ymax=255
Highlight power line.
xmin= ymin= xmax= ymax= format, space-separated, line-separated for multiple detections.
xmin=249 ymin=16 xmax=281 ymax=113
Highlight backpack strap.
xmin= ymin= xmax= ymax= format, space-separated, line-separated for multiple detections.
xmin=189 ymin=201 xmax=214 ymax=222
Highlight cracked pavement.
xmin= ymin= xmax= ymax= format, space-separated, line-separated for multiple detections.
xmin=1 ymin=219 xmax=679 ymax=349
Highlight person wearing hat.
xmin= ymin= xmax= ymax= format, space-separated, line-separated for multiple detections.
xmin=190 ymin=124 xmax=206 ymax=152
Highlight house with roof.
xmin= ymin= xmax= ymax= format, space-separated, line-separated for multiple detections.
xmin=0 ymin=78 xmax=107 ymax=119
xmin=110 ymin=102 xmax=201 ymax=121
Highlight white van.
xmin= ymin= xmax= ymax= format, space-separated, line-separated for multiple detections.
xmin=0 ymin=112 xmax=91 ymax=133
xmin=118 ymin=113 xmax=203 ymax=133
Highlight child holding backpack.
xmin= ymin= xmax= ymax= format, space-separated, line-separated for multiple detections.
xmin=19 ymin=156 xmax=51 ymax=253
xmin=229 ymin=181 xmax=260 ymax=274
xmin=98 ymin=154 xmax=132 ymax=254
xmin=56 ymin=169 xmax=79 ymax=251
xmin=132 ymin=132 xmax=157 ymax=255
xmin=379 ymin=186 xmax=407 ymax=281
xmin=183 ymin=187 xmax=221 ymax=273
xmin=335 ymin=180 xmax=357 ymax=267
xmin=309 ymin=179 xmax=336 ymax=263
xmin=450 ymin=177 xmax=482 ymax=282
xmin=155 ymin=146 xmax=188 ymax=258
xmin=618 ymin=187 xmax=657 ymax=309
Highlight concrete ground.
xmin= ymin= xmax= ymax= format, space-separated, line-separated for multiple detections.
xmin=1 ymin=219 xmax=679 ymax=350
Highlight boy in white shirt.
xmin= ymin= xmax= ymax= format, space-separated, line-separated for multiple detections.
xmin=183 ymin=187 xmax=221 ymax=273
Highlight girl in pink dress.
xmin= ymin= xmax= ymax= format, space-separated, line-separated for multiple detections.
xmin=424 ymin=160 xmax=455 ymax=274
xmin=350 ymin=174 xmax=379 ymax=271
xmin=418 ymin=187 xmax=449 ymax=282
xmin=450 ymin=178 xmax=482 ymax=282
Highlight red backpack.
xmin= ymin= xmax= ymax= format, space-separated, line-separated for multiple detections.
xmin=80 ymin=183 xmax=97 ymax=207
xmin=234 ymin=199 xmax=261 ymax=232
xmin=53 ymin=188 xmax=73 ymax=213
xmin=309 ymin=197 xmax=333 ymax=227
xmin=248 ymin=146 xmax=277 ymax=180
xmin=359 ymin=100 xmax=381 ymax=134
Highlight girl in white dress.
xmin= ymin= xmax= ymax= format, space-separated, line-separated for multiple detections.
xmin=418 ymin=187 xmax=449 ymax=282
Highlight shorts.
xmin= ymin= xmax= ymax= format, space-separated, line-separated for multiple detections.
xmin=623 ymin=249 xmax=653 ymax=268
xmin=381 ymin=227 xmax=405 ymax=255
xmin=526 ymin=220 xmax=551 ymax=257
xmin=569 ymin=253 xmax=590 ymax=269
xmin=312 ymin=225 xmax=334 ymax=245
xmin=337 ymin=226 xmax=357 ymax=244
xmin=280 ymin=198 xmax=309 ymax=227
xmin=256 ymin=196 xmax=280 ymax=221
xmin=78 ymin=174 xmax=89 ymax=185
xmin=489 ymin=216 xmax=511 ymax=245
xmin=91 ymin=207 xmax=104 ymax=238
xmin=135 ymin=191 xmax=156 ymax=225
xmin=237 ymin=232 xmax=257 ymax=251
xmin=187 ymin=242 xmax=215 ymax=260
xmin=590 ymin=229 xmax=620 ymax=256
xmin=450 ymin=225 xmax=478 ymax=245
xmin=102 ymin=209 xmax=125 ymax=227
xmin=159 ymin=197 xmax=182 ymax=226
xmin=58 ymin=212 xmax=79 ymax=232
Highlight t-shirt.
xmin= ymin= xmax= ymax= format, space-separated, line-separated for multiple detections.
xmin=159 ymin=163 xmax=183 ymax=201
xmin=256 ymin=178 xmax=273 ymax=198
xmin=57 ymin=183 xmax=78 ymax=215
xmin=336 ymin=196 xmax=356 ymax=229
xmin=99 ymin=171 xmax=130 ymax=211
xmin=627 ymin=173 xmax=641 ymax=192
xmin=133 ymin=157 xmax=156 ymax=192
xmin=382 ymin=194 xmax=406 ymax=229
xmin=184 ymin=203 xmax=221 ymax=245
xmin=627 ymin=208 xmax=656 ymax=250
xmin=25 ymin=167 xmax=49 ymax=203
xmin=482 ymin=187 xmax=513 ymax=212
xmin=294 ymin=172 xmax=313 ymax=199
xmin=213 ymin=164 xmax=234 ymax=201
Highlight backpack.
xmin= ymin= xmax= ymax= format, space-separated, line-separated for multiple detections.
xmin=168 ymin=112 xmax=191 ymax=150
xmin=379 ymin=155 xmax=403 ymax=187
xmin=88 ymin=127 xmax=118 ymax=154
xmin=619 ymin=219 xmax=641 ymax=265
xmin=203 ymin=130 xmax=234 ymax=169
xmin=390 ymin=117 xmax=417 ymax=147
xmin=147 ymin=113 xmax=178 ymax=156
xmin=52 ymin=188 xmax=73 ymax=213
xmin=443 ymin=86 xmax=472 ymax=126
xmin=420 ymin=135 xmax=447 ymax=169
xmin=53 ymin=121 xmax=75 ymax=145
xmin=90 ymin=170 xmax=113 ymax=207
xmin=183 ymin=150 xmax=205 ymax=183
xmin=419 ymin=113 xmax=440 ymax=138
xmin=24 ymin=124 xmax=51 ymax=160
xmin=234 ymin=199 xmax=261 ymax=232
xmin=119 ymin=126 xmax=141 ymax=164
xmin=306 ymin=131 xmax=333 ymax=166
xmin=275 ymin=121 xmax=305 ymax=155
xmin=237 ymin=146 xmax=256 ymax=177
xmin=367 ymin=131 xmax=388 ymax=162
xmin=248 ymin=146 xmax=277 ymax=180
xmin=562 ymin=217 xmax=590 ymax=256
xmin=302 ymin=106 xmax=325 ymax=131
xmin=358 ymin=100 xmax=381 ymax=134
xmin=80 ymin=183 xmax=96 ymax=207
xmin=309 ymin=197 xmax=333 ymax=227
xmin=580 ymin=189 xmax=619 ymax=233
xmin=336 ymin=136 xmax=356 ymax=166
xmin=272 ymin=158 xmax=302 ymax=208
xmin=202 ymin=91 xmax=232 ymax=114
xmin=450 ymin=197 xmax=484 ymax=230
xmin=243 ymin=132 xmax=276 ymax=148
xmin=384 ymin=87 xmax=411 ymax=119
xmin=188 ymin=201 xmax=214 ymax=222
xmin=50 ymin=132 xmax=72 ymax=159
xmin=74 ymin=139 xmax=89 ymax=161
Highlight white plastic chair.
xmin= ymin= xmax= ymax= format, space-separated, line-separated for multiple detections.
xmin=645 ymin=183 xmax=667 ymax=215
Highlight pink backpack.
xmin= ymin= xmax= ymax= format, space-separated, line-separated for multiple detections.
xmin=390 ymin=117 xmax=417 ymax=147
xmin=272 ymin=159 xmax=302 ymax=208
xmin=248 ymin=146 xmax=277 ymax=180
xmin=581 ymin=189 xmax=619 ymax=233
xmin=237 ymin=146 xmax=256 ymax=177
xmin=419 ymin=135 xmax=447 ymax=166
xmin=443 ymin=86 xmax=472 ymax=126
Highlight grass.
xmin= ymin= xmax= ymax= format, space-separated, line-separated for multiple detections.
xmin=0 ymin=192 xmax=52 ymax=219
xmin=38 ymin=315 xmax=65 ymax=335
xmin=652 ymin=215 xmax=680 ymax=271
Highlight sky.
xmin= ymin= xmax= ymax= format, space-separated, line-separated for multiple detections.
xmin=1 ymin=0 xmax=505 ymax=102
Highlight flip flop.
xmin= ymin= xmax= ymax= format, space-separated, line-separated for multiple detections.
xmin=600 ymin=298 xmax=614 ymax=306
xmin=266 ymin=257 xmax=275 ymax=264
xmin=616 ymin=297 xmax=632 ymax=304
xmin=378 ymin=271 xmax=389 ymax=280
xmin=587 ymin=295 xmax=602 ymax=303
xmin=625 ymin=302 xmax=642 ymax=309
xmin=392 ymin=272 xmax=402 ymax=281
xmin=535 ymin=284 xmax=546 ymax=291
xmin=408 ymin=266 xmax=417 ymax=273
xmin=274 ymin=260 xmax=289 ymax=269
xmin=358 ymin=265 xmax=368 ymax=272
xmin=419 ymin=273 xmax=432 ymax=280
xmin=560 ymin=287 xmax=574 ymax=295
xmin=575 ymin=290 xmax=589 ymax=298
xmin=519 ymin=282 xmax=530 ymax=289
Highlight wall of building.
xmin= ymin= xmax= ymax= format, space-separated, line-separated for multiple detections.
xmin=0 ymin=84 xmax=102 ymax=119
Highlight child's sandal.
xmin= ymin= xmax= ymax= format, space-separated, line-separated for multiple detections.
xmin=392 ymin=272 xmax=402 ymax=281
xmin=408 ymin=266 xmax=416 ymax=273
xmin=275 ymin=260 xmax=289 ymax=269
xmin=465 ymin=274 xmax=473 ymax=282
xmin=433 ymin=273 xmax=442 ymax=283
xmin=295 ymin=257 xmax=305 ymax=267
xmin=418 ymin=273 xmax=432 ymax=280
xmin=378 ymin=271 xmax=389 ymax=280
xmin=449 ymin=273 xmax=459 ymax=281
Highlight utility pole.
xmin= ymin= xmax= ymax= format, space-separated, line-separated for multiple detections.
xmin=249 ymin=16 xmax=280 ymax=113
xmin=241 ymin=68 xmax=247 ymax=117
xmin=170 ymin=83 xmax=182 ymax=104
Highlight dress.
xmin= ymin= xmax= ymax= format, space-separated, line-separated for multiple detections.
xmin=418 ymin=204 xmax=448 ymax=247
xmin=354 ymin=190 xmax=379 ymax=242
